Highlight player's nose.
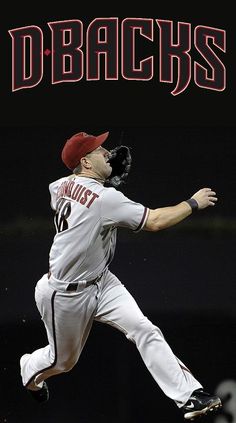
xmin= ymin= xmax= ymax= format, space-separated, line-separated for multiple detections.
xmin=106 ymin=152 xmax=112 ymax=162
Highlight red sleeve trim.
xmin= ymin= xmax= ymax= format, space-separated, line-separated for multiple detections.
xmin=133 ymin=207 xmax=149 ymax=232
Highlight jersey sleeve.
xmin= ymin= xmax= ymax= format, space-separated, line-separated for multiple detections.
xmin=101 ymin=187 xmax=149 ymax=232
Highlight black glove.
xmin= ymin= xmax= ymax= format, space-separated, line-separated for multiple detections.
xmin=107 ymin=145 xmax=132 ymax=188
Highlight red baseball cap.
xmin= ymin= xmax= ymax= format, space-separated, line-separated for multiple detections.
xmin=61 ymin=131 xmax=109 ymax=170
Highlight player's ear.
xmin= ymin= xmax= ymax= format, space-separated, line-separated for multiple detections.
xmin=81 ymin=156 xmax=92 ymax=169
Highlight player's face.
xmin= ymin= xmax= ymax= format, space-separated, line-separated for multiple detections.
xmin=87 ymin=146 xmax=112 ymax=179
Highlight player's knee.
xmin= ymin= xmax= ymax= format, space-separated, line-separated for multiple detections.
xmin=126 ymin=318 xmax=164 ymax=344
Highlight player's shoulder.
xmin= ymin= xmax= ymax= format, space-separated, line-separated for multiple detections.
xmin=102 ymin=185 xmax=120 ymax=195
xmin=101 ymin=185 xmax=129 ymax=201
xmin=49 ymin=175 xmax=72 ymax=191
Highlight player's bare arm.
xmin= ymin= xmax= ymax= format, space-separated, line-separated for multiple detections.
xmin=144 ymin=188 xmax=218 ymax=232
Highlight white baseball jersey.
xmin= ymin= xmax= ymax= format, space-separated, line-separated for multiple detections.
xmin=48 ymin=176 xmax=149 ymax=283
xmin=20 ymin=175 xmax=203 ymax=407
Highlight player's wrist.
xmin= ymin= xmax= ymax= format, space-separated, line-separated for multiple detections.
xmin=185 ymin=198 xmax=199 ymax=212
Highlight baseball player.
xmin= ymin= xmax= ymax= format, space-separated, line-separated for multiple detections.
xmin=20 ymin=131 xmax=222 ymax=421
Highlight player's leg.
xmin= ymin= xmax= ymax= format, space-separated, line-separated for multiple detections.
xmin=20 ymin=273 xmax=98 ymax=391
xmin=94 ymin=270 xmax=202 ymax=407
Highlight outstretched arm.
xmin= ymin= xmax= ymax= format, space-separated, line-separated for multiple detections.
xmin=144 ymin=188 xmax=217 ymax=232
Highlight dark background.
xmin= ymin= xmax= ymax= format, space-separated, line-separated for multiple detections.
xmin=1 ymin=5 xmax=236 ymax=423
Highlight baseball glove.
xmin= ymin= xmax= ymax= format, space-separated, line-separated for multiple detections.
xmin=107 ymin=145 xmax=132 ymax=188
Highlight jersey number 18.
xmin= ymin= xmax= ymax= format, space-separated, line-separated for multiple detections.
xmin=54 ymin=198 xmax=71 ymax=233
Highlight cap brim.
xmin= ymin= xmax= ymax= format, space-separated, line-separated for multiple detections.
xmin=94 ymin=131 xmax=109 ymax=148
xmin=85 ymin=131 xmax=109 ymax=156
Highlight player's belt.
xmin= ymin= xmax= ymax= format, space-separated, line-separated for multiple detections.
xmin=66 ymin=274 xmax=103 ymax=292
xmin=47 ymin=271 xmax=104 ymax=292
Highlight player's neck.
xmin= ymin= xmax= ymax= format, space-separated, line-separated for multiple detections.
xmin=75 ymin=170 xmax=105 ymax=185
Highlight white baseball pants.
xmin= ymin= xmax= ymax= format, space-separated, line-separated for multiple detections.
xmin=20 ymin=269 xmax=202 ymax=406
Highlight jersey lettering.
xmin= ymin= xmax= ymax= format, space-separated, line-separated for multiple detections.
xmin=56 ymin=181 xmax=100 ymax=208
xmin=55 ymin=198 xmax=72 ymax=232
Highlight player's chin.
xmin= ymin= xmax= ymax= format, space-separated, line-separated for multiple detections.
xmin=105 ymin=165 xmax=112 ymax=178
